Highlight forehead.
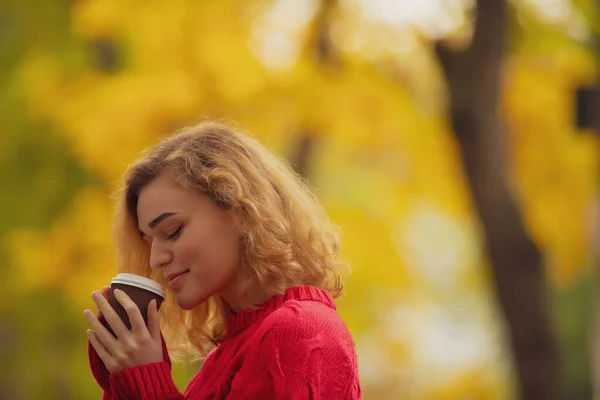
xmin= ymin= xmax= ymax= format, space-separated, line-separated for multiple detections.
xmin=136 ymin=174 xmax=193 ymax=220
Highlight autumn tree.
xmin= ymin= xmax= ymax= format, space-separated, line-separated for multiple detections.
xmin=436 ymin=0 xmax=564 ymax=399
xmin=2 ymin=0 xmax=598 ymax=398
xmin=585 ymin=2 xmax=600 ymax=397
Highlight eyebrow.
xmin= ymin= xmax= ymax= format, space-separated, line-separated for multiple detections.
xmin=139 ymin=212 xmax=178 ymax=237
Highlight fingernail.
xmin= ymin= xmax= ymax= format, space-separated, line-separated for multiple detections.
xmin=86 ymin=329 xmax=92 ymax=337
xmin=114 ymin=289 xmax=121 ymax=296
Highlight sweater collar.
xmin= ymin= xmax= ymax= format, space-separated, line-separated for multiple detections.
xmin=225 ymin=286 xmax=336 ymax=337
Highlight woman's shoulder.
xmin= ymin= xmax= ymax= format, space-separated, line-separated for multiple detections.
xmin=261 ymin=296 xmax=353 ymax=343
xmin=254 ymin=297 xmax=359 ymax=374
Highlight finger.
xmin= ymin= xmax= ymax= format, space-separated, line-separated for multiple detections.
xmin=96 ymin=287 xmax=111 ymax=319
xmin=87 ymin=329 xmax=113 ymax=363
xmin=113 ymin=289 xmax=146 ymax=334
xmin=147 ymin=299 xmax=161 ymax=340
xmin=91 ymin=291 xmax=128 ymax=339
xmin=84 ymin=309 xmax=117 ymax=350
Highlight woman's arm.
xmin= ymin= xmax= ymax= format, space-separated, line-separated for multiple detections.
xmin=105 ymin=360 xmax=183 ymax=399
xmin=88 ymin=332 xmax=183 ymax=399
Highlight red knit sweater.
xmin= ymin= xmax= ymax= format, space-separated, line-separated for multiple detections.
xmin=88 ymin=286 xmax=362 ymax=399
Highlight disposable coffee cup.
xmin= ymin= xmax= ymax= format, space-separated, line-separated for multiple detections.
xmin=100 ymin=273 xmax=165 ymax=337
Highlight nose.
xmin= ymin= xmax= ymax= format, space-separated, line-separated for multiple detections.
xmin=149 ymin=241 xmax=173 ymax=270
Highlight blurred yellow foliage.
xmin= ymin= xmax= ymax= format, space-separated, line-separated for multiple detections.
xmin=504 ymin=48 xmax=599 ymax=284
xmin=5 ymin=0 xmax=599 ymax=398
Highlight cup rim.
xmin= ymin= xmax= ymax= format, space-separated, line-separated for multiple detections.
xmin=111 ymin=273 xmax=165 ymax=298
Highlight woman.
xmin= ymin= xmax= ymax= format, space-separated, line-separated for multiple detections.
xmin=84 ymin=121 xmax=361 ymax=399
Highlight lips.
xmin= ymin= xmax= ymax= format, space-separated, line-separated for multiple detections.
xmin=166 ymin=270 xmax=190 ymax=282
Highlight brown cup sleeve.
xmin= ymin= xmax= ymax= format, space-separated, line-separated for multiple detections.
xmin=100 ymin=283 xmax=164 ymax=338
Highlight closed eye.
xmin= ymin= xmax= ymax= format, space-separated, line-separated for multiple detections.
xmin=166 ymin=224 xmax=184 ymax=240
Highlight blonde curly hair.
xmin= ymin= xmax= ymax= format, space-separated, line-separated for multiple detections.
xmin=112 ymin=121 xmax=349 ymax=362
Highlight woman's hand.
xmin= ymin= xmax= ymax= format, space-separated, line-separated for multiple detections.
xmin=84 ymin=288 xmax=163 ymax=374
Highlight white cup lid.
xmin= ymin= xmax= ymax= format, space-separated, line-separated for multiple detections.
xmin=111 ymin=273 xmax=165 ymax=298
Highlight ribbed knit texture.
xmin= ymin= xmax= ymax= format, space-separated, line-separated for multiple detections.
xmin=88 ymin=286 xmax=362 ymax=399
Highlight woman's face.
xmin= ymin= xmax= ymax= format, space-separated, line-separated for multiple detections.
xmin=137 ymin=172 xmax=243 ymax=311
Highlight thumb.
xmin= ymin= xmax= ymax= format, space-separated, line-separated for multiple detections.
xmin=148 ymin=299 xmax=161 ymax=340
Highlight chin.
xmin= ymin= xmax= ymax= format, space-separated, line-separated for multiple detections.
xmin=176 ymin=295 xmax=210 ymax=311
xmin=176 ymin=298 xmax=196 ymax=310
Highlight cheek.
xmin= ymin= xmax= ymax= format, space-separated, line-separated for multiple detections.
xmin=170 ymin=234 xmax=201 ymax=266
xmin=176 ymin=221 xmax=242 ymax=272
xmin=204 ymin=238 xmax=242 ymax=277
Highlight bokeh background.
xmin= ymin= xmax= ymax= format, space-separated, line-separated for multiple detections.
xmin=1 ymin=0 xmax=599 ymax=399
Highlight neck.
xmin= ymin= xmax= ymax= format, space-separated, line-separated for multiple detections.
xmin=218 ymin=272 xmax=273 ymax=313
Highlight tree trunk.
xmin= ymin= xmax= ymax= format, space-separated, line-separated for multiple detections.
xmin=436 ymin=1 xmax=565 ymax=399
xmin=290 ymin=0 xmax=337 ymax=178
